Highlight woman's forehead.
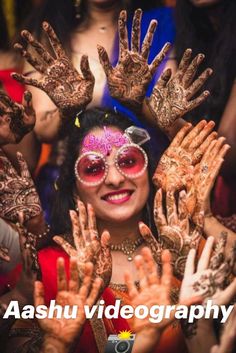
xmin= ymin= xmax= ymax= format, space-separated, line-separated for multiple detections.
xmin=79 ymin=125 xmax=129 ymax=156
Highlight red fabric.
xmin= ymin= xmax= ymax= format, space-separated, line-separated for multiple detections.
xmin=38 ymin=247 xmax=188 ymax=353
xmin=0 ymin=263 xmax=22 ymax=296
xmin=0 ymin=69 xmax=24 ymax=102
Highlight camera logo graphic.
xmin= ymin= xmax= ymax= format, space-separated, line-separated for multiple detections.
xmin=104 ymin=330 xmax=135 ymax=353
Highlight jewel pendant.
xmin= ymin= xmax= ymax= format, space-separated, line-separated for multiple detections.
xmin=127 ymin=255 xmax=133 ymax=261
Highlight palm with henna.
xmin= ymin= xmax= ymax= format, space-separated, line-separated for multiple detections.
xmin=146 ymin=48 xmax=212 ymax=132
xmin=54 ymin=200 xmax=112 ymax=295
xmin=125 ymin=247 xmax=202 ymax=353
xmin=13 ymin=22 xmax=95 ymax=117
xmin=180 ymin=236 xmax=236 ymax=304
xmin=0 ymin=90 xmax=35 ymax=145
xmin=98 ymin=9 xmax=171 ymax=112
xmin=37 ymin=258 xmax=102 ymax=353
xmin=153 ymin=188 xmax=203 ymax=278
xmin=153 ymin=120 xmax=217 ymax=193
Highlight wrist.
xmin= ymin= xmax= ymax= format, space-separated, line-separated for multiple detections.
xmin=25 ymin=212 xmax=50 ymax=243
xmin=42 ymin=335 xmax=70 ymax=353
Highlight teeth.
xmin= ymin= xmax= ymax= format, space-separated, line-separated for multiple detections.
xmin=106 ymin=192 xmax=130 ymax=201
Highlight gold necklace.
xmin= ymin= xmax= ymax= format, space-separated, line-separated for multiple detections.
xmin=110 ymin=237 xmax=144 ymax=261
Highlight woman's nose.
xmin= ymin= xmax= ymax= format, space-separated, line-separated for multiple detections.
xmin=104 ymin=164 xmax=125 ymax=187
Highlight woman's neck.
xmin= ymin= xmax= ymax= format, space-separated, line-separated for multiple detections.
xmin=97 ymin=213 xmax=142 ymax=244
xmin=87 ymin=1 xmax=121 ymax=27
xmin=205 ymin=2 xmax=226 ymax=31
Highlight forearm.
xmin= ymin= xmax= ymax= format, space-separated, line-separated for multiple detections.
xmin=132 ymin=328 xmax=161 ymax=353
xmin=0 ymin=288 xmax=27 ymax=335
xmin=182 ymin=318 xmax=217 ymax=353
xmin=41 ymin=336 xmax=70 ymax=353
xmin=25 ymin=212 xmax=50 ymax=249
xmin=0 ymin=218 xmax=21 ymax=273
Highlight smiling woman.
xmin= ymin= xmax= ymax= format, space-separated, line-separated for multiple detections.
xmin=50 ymin=108 xmax=155 ymax=235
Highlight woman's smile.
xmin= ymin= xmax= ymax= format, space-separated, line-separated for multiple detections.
xmin=101 ymin=188 xmax=134 ymax=204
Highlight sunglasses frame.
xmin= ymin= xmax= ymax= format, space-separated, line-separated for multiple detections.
xmin=74 ymin=143 xmax=148 ymax=186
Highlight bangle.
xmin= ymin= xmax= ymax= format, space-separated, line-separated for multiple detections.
xmin=37 ymin=224 xmax=51 ymax=239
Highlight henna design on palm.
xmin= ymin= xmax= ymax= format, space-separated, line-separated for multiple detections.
xmin=54 ymin=201 xmax=112 ymax=295
xmin=180 ymin=235 xmax=236 ymax=306
xmin=125 ymin=248 xmax=201 ymax=333
xmin=0 ymin=90 xmax=35 ymax=145
xmin=97 ymin=9 xmax=171 ymax=112
xmin=12 ymin=22 xmax=95 ymax=117
xmin=125 ymin=248 xmax=174 ymax=332
xmin=154 ymin=188 xmax=203 ymax=279
xmin=35 ymin=258 xmax=102 ymax=348
xmin=146 ymin=48 xmax=212 ymax=131
xmin=0 ymin=151 xmax=42 ymax=223
xmin=153 ymin=120 xmax=217 ymax=192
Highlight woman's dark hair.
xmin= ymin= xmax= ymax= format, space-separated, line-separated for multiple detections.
xmin=0 ymin=3 xmax=9 ymax=50
xmin=50 ymin=108 xmax=157 ymax=240
xmin=175 ymin=0 xmax=236 ymax=126
xmin=22 ymin=0 xmax=163 ymax=53
xmin=0 ymin=0 xmax=33 ymax=50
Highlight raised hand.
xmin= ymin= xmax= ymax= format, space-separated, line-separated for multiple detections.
xmin=153 ymin=120 xmax=217 ymax=192
xmin=36 ymin=258 xmax=102 ymax=352
xmin=153 ymin=188 xmax=203 ymax=279
xmin=54 ymin=201 xmax=112 ymax=294
xmin=146 ymin=49 xmax=212 ymax=131
xmin=189 ymin=136 xmax=230 ymax=224
xmin=125 ymin=247 xmax=201 ymax=333
xmin=13 ymin=22 xmax=95 ymax=117
xmin=180 ymin=235 xmax=236 ymax=304
xmin=125 ymin=248 xmax=173 ymax=332
xmin=98 ymin=9 xmax=171 ymax=112
xmin=0 ymin=90 xmax=35 ymax=145
xmin=0 ymin=151 xmax=42 ymax=223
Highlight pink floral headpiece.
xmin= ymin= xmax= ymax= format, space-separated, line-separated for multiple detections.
xmin=81 ymin=127 xmax=130 ymax=155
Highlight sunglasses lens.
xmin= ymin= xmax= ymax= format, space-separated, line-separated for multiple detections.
xmin=117 ymin=146 xmax=147 ymax=177
xmin=76 ymin=154 xmax=106 ymax=184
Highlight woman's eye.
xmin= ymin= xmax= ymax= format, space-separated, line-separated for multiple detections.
xmin=84 ymin=163 xmax=104 ymax=175
xmin=119 ymin=158 xmax=136 ymax=168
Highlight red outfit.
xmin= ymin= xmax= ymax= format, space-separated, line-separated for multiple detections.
xmin=0 ymin=69 xmax=24 ymax=103
xmin=38 ymin=246 xmax=188 ymax=353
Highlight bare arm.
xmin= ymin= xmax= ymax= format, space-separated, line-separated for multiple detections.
xmin=204 ymin=215 xmax=236 ymax=254
xmin=218 ymin=81 xmax=236 ymax=182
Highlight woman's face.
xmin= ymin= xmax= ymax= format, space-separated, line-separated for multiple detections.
xmin=189 ymin=0 xmax=222 ymax=7
xmin=75 ymin=126 xmax=150 ymax=224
